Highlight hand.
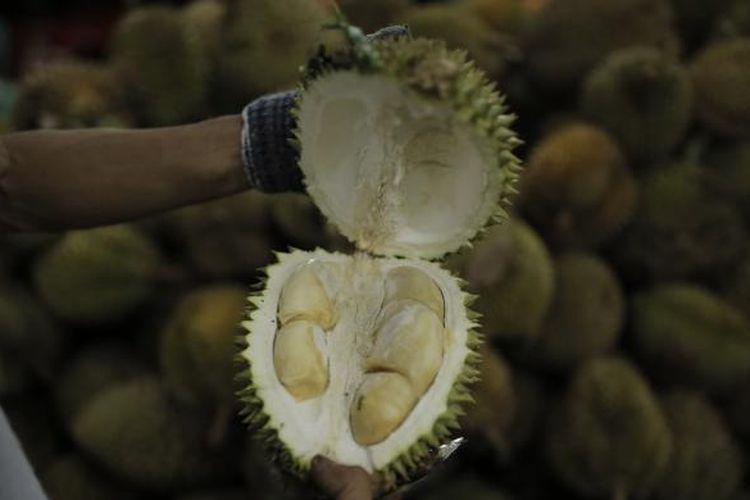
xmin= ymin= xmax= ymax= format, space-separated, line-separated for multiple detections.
xmin=311 ymin=455 xmax=374 ymax=500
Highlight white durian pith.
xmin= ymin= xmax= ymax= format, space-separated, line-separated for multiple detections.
xmin=239 ymin=249 xmax=479 ymax=487
xmin=298 ymin=72 xmax=502 ymax=259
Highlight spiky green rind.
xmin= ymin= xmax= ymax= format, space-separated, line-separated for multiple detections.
xmin=294 ymin=30 xmax=521 ymax=257
xmin=236 ymin=253 xmax=483 ymax=493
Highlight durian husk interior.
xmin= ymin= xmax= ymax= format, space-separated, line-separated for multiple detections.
xmin=239 ymin=249 xmax=479 ymax=488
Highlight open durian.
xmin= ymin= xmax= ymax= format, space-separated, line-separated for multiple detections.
xmin=238 ymin=20 xmax=520 ymax=492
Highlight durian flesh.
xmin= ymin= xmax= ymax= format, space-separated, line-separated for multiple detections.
xmin=240 ymin=249 xmax=478 ymax=486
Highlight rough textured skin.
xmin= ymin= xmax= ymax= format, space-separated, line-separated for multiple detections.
xmin=41 ymin=455 xmax=135 ymax=500
xmin=160 ymin=286 xmax=247 ymax=407
xmin=691 ymin=39 xmax=750 ymax=138
xmin=11 ymin=61 xmax=128 ymax=131
xmin=613 ymin=163 xmax=745 ymax=284
xmin=72 ymin=377 xmax=229 ymax=492
xmin=447 ymin=220 xmax=553 ymax=340
xmin=522 ymin=0 xmax=680 ymax=91
xmin=520 ymin=123 xmax=637 ymax=249
xmin=631 ymin=284 xmax=750 ymax=394
xmin=546 ymin=357 xmax=672 ymax=499
xmin=32 ymin=225 xmax=161 ymax=325
xmin=111 ymin=6 xmax=208 ymax=126
xmin=653 ymin=392 xmax=742 ymax=500
xmin=581 ymin=47 xmax=693 ymax=162
xmin=533 ymin=254 xmax=625 ymax=370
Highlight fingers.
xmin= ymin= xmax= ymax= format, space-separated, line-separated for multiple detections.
xmin=311 ymin=455 xmax=374 ymax=500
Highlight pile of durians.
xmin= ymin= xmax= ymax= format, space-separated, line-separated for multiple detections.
xmin=2 ymin=0 xmax=750 ymax=498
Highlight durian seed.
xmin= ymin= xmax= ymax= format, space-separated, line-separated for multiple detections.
xmin=273 ymin=320 xmax=328 ymax=402
xmin=350 ymin=372 xmax=418 ymax=446
xmin=384 ymin=267 xmax=445 ymax=323
xmin=277 ymin=264 xmax=336 ymax=329
xmin=367 ymin=303 xmax=444 ymax=395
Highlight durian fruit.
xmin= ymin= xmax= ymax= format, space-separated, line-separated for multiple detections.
xmin=653 ymin=391 xmax=743 ymax=500
xmin=519 ymin=123 xmax=638 ymax=249
xmin=0 ymin=287 xmax=62 ymax=394
xmin=55 ymin=341 xmax=146 ymax=426
xmin=338 ymin=0 xmax=411 ymax=34
xmin=522 ymin=0 xmax=680 ymax=92
xmin=581 ymin=47 xmax=693 ymax=163
xmin=532 ymin=253 xmax=625 ymax=371
xmin=612 ymin=162 xmax=745 ymax=284
xmin=216 ymin=0 xmax=331 ymax=110
xmin=41 ymin=455 xmax=136 ymax=500
xmin=239 ymin=28 xmax=520 ymax=493
xmin=167 ymin=192 xmax=273 ymax=278
xmin=160 ymin=286 xmax=246 ymax=410
xmin=631 ymin=284 xmax=750 ymax=394
xmin=111 ymin=5 xmax=209 ymax=126
xmin=11 ymin=61 xmax=129 ymax=131
xmin=546 ymin=356 xmax=672 ymax=500
xmin=401 ymin=4 xmax=509 ymax=79
xmin=690 ymin=38 xmax=750 ymax=138
xmin=459 ymin=345 xmax=516 ymax=460
xmin=72 ymin=376 xmax=230 ymax=492
xmin=446 ymin=220 xmax=554 ymax=341
xmin=32 ymin=225 xmax=161 ymax=325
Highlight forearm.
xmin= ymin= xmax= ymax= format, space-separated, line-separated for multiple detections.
xmin=0 ymin=115 xmax=246 ymax=231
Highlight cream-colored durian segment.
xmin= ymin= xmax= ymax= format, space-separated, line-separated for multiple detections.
xmin=367 ymin=303 xmax=445 ymax=395
xmin=350 ymin=372 xmax=418 ymax=446
xmin=277 ymin=263 xmax=336 ymax=329
xmin=273 ymin=319 xmax=328 ymax=402
xmin=384 ymin=266 xmax=445 ymax=321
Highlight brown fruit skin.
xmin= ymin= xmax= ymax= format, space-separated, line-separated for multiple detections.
xmin=520 ymin=123 xmax=638 ymax=250
xmin=533 ymin=253 xmax=625 ymax=371
xmin=653 ymin=392 xmax=743 ymax=500
xmin=690 ymin=38 xmax=750 ymax=138
xmin=546 ymin=356 xmax=672 ymax=499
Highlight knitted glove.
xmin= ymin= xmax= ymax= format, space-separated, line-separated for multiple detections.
xmin=239 ymin=25 xmax=410 ymax=193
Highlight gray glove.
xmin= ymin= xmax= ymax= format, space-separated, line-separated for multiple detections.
xmin=239 ymin=25 xmax=411 ymax=193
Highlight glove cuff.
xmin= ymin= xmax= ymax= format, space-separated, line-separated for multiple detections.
xmin=241 ymin=90 xmax=303 ymax=193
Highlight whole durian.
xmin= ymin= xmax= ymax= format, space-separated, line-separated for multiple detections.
xmin=532 ymin=253 xmax=625 ymax=370
xmin=72 ymin=376 xmax=230 ymax=492
xmin=167 ymin=192 xmax=273 ymax=278
xmin=581 ymin=47 xmax=693 ymax=163
xmin=32 ymin=225 xmax=161 ymax=325
xmin=160 ymin=286 xmax=246 ymax=410
xmin=519 ymin=123 xmax=638 ymax=249
xmin=612 ymin=162 xmax=745 ymax=284
xmin=216 ymin=0 xmax=331 ymax=110
xmin=11 ymin=61 xmax=128 ymax=131
xmin=111 ymin=5 xmax=209 ymax=126
xmin=522 ymin=0 xmax=680 ymax=91
xmin=690 ymin=38 xmax=750 ymax=138
xmin=631 ymin=284 xmax=750 ymax=394
xmin=238 ymin=23 xmax=520 ymax=493
xmin=41 ymin=455 xmax=136 ymax=500
xmin=653 ymin=391 xmax=743 ymax=500
xmin=446 ymin=220 xmax=554 ymax=341
xmin=546 ymin=356 xmax=672 ymax=499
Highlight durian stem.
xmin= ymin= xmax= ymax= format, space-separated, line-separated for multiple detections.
xmin=612 ymin=484 xmax=628 ymax=500
xmin=207 ymin=401 xmax=233 ymax=448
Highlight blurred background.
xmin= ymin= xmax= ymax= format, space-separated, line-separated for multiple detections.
xmin=1 ymin=0 xmax=750 ymax=499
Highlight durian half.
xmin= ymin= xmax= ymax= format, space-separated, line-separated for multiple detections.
xmin=238 ymin=22 xmax=520 ymax=492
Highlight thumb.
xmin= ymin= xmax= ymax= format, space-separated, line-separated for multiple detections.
xmin=310 ymin=455 xmax=374 ymax=500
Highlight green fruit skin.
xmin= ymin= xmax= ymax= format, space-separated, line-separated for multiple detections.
xmin=534 ymin=253 xmax=625 ymax=370
xmin=691 ymin=39 xmax=750 ymax=138
xmin=547 ymin=356 xmax=672 ymax=499
xmin=446 ymin=220 xmax=554 ymax=340
xmin=653 ymin=392 xmax=743 ymax=500
xmin=32 ymin=225 xmax=161 ymax=325
xmin=520 ymin=123 xmax=638 ymax=249
xmin=160 ymin=285 xmax=247 ymax=407
xmin=581 ymin=47 xmax=693 ymax=162
xmin=631 ymin=284 xmax=750 ymax=394
xmin=72 ymin=377 xmax=230 ymax=492
xmin=41 ymin=455 xmax=136 ymax=500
